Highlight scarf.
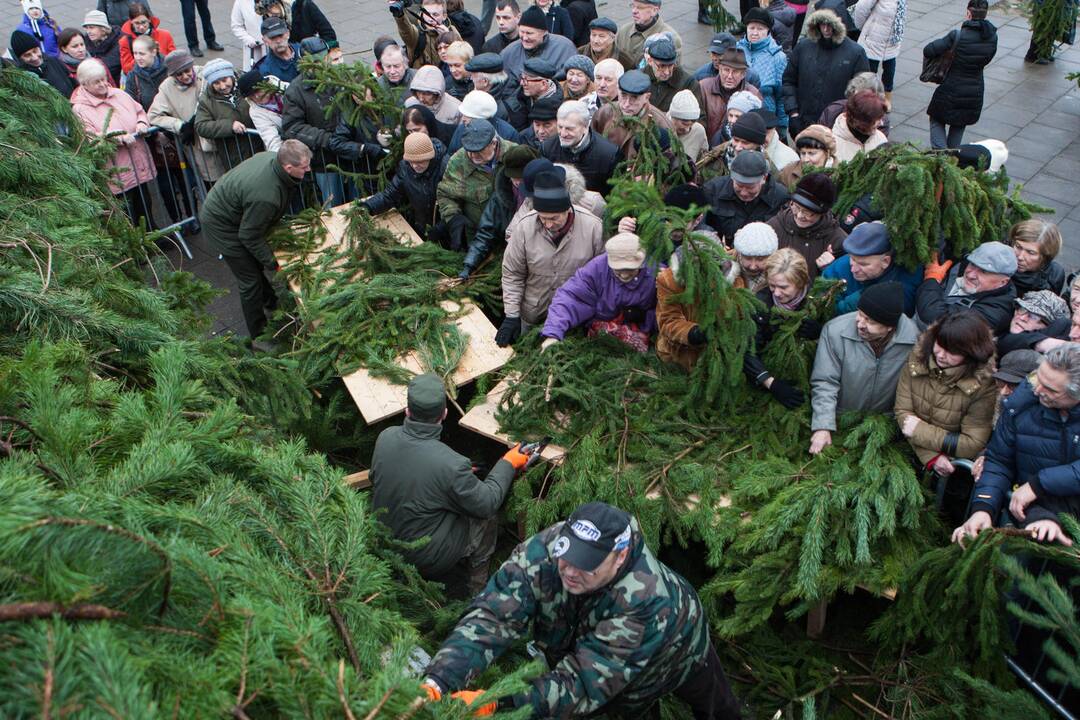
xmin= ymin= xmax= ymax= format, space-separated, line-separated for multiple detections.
xmin=540 ymin=208 xmax=575 ymax=245
xmin=257 ymin=96 xmax=285 ymax=114
xmin=867 ymin=330 xmax=894 ymax=357
xmin=890 ymin=0 xmax=907 ymax=46
xmin=774 ymin=286 xmax=808 ymax=310
xmin=634 ymin=15 xmax=659 ymax=33
xmin=60 ymin=51 xmax=82 ymax=71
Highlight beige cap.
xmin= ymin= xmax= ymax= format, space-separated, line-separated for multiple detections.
xmin=402 ymin=132 xmax=435 ymax=162
xmin=605 ymin=233 xmax=646 ymax=270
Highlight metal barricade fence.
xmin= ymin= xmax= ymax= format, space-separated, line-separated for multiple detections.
xmin=118 ymin=125 xmax=206 ymax=260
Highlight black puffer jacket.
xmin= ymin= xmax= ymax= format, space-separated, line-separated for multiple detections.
xmin=915 ymin=260 xmax=1016 ymax=336
xmin=290 ymin=0 xmax=337 ymax=44
xmin=782 ymin=9 xmax=869 ymax=134
xmin=363 ymin=139 xmax=449 ymax=236
xmin=925 ymin=19 xmax=997 ymax=127
xmin=281 ymin=76 xmax=340 ymax=171
xmin=540 ymin=129 xmax=619 ymax=195
xmin=125 ymin=57 xmax=169 ymax=111
xmin=450 ymin=10 xmax=486 ymax=54
xmin=702 ymin=175 xmax=790 ymax=243
xmin=1012 ymin=260 xmax=1066 ymax=297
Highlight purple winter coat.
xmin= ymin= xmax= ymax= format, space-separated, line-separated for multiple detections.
xmin=541 ymin=254 xmax=658 ymax=340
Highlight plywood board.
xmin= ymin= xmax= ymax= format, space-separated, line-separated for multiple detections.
xmin=342 ymin=300 xmax=515 ymax=424
xmin=273 ymin=205 xmax=422 ymax=296
xmin=344 ymin=470 xmax=371 ymax=489
xmin=458 ymin=377 xmax=569 ymax=462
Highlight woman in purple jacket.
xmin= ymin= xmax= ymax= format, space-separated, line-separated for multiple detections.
xmin=540 ymin=232 xmax=657 ymax=353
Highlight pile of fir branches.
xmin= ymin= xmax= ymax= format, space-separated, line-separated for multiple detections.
xmin=829 ymin=143 xmax=1047 ymax=269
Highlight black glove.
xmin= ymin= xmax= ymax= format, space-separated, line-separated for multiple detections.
xmin=178 ymin=119 xmax=195 ymax=144
xmin=361 ymin=142 xmax=389 ymax=160
xmin=446 ymin=215 xmax=469 ymax=252
xmin=687 ymin=325 xmax=707 ymax=346
xmin=796 ymin=317 xmax=823 ymax=340
xmin=388 ymin=1 xmax=405 ymax=17
xmin=495 ymin=316 xmax=521 ymax=347
xmin=769 ymin=379 xmax=805 ymax=409
xmin=621 ymin=306 xmax=646 ymax=324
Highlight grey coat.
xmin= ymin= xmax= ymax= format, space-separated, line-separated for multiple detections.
xmin=810 ymin=311 xmax=919 ymax=431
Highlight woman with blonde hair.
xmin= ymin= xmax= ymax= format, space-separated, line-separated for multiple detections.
xmin=1008 ymin=218 xmax=1065 ymax=296
xmin=442 ymin=40 xmax=474 ymax=99
xmin=743 ymin=248 xmax=821 ymax=409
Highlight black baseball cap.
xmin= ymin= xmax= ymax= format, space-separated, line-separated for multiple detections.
xmin=552 ymin=502 xmax=632 ymax=571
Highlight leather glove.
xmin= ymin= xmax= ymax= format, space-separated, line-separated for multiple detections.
xmin=502 ymin=442 xmax=531 ymax=471
xmin=451 ymin=690 xmax=496 ymax=716
xmin=924 ymin=252 xmax=953 ymax=282
xmin=621 ymin=306 xmax=646 ymax=324
xmin=796 ymin=317 xmax=823 ymax=340
xmin=495 ymin=316 xmax=521 ymax=346
xmin=446 ymin=214 xmax=469 ymax=252
xmin=769 ymin=379 xmax=805 ymax=409
xmin=687 ymin=325 xmax=707 ymax=346
xmin=178 ymin=119 xmax=195 ymax=144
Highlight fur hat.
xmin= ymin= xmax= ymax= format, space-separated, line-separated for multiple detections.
xmin=733 ymin=222 xmax=778 ymax=257
xmin=792 ymin=173 xmax=836 ymax=213
xmin=795 ymin=124 xmax=837 ymax=158
xmin=742 ymin=7 xmax=773 ymax=29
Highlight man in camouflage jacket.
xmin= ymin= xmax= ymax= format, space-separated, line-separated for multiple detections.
xmin=423 ymin=502 xmax=742 ymax=718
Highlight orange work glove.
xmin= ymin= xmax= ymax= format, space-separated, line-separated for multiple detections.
xmin=502 ymin=442 xmax=531 ymax=471
xmin=923 ymin=252 xmax=953 ymax=282
xmin=451 ymin=690 xmax=497 ymax=716
xmin=423 ymin=684 xmax=442 ymax=702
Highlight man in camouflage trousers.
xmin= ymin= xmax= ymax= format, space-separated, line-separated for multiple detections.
xmin=421 ymin=502 xmax=742 ymax=718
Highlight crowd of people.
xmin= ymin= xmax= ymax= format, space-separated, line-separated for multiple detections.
xmin=5 ymin=0 xmax=1077 ymax=715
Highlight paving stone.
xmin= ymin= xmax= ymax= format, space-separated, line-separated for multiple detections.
xmin=1000 ymin=154 xmax=1046 ymax=182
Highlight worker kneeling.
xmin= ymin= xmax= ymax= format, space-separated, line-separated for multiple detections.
xmin=370 ymin=374 xmax=532 ymax=599
xmin=422 ymin=502 xmax=743 ymax=718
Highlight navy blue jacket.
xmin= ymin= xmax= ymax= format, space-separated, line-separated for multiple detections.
xmin=973 ymin=381 xmax=1080 ymax=522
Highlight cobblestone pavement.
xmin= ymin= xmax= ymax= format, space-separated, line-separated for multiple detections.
xmin=7 ymin=0 xmax=1079 ymax=334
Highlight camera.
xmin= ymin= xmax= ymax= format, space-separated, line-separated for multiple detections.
xmin=388 ymin=0 xmax=415 ymax=18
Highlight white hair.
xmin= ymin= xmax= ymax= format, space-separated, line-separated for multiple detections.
xmin=557 ymin=100 xmax=590 ymax=125
xmin=594 ymin=58 xmax=624 ymax=79
xmin=76 ymin=58 xmax=108 ymax=84
xmin=555 ymin=163 xmax=586 ymax=203
xmin=1043 ymin=344 xmax=1080 ymax=399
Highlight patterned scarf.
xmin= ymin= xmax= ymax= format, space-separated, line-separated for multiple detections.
xmin=890 ymin=0 xmax=907 ymax=45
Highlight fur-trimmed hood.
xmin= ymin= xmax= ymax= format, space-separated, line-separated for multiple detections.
xmin=805 ymin=9 xmax=847 ymax=45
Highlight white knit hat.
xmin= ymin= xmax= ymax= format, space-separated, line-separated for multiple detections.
xmin=727 ymin=90 xmax=762 ymax=115
xmin=22 ymin=0 xmax=43 ymax=13
xmin=460 ymin=90 xmax=497 ymax=120
xmin=668 ymin=89 xmax=700 ymax=121
xmin=733 ymin=222 xmax=778 ymax=257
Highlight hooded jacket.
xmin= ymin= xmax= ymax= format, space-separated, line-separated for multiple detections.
xmin=893 ymin=346 xmax=996 ymax=464
xmin=736 ymin=35 xmax=788 ymax=128
xmin=502 ymin=206 xmax=605 ymax=325
xmin=147 ymin=65 xmax=223 ymax=180
xmin=405 ymin=65 xmax=463 ymax=124
xmin=831 ymin=112 xmax=887 ymax=162
xmin=925 ymin=19 xmax=997 ymax=127
xmin=369 ymin=416 xmax=516 ymax=577
xmin=118 ymin=16 xmax=175 ymax=74
xmin=782 ymin=9 xmax=869 ymax=131
xmin=541 ymin=254 xmax=658 ymax=340
xmin=767 ymin=205 xmax=847 ymax=277
xmin=70 ymin=85 xmax=157 ymax=193
xmin=17 ymin=11 xmax=61 ymax=57
xmin=915 ymin=260 xmax=1016 ymax=336
xmin=363 ymin=138 xmax=449 ymax=236
xmin=124 ymin=54 xmax=168 ymax=110
xmin=87 ymin=24 xmax=123 ymax=84
xmin=425 ymin=518 xmax=711 ymax=716
xmin=810 ymin=311 xmax=920 ymax=431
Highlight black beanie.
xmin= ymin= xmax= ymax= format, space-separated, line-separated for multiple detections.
xmin=237 ymin=69 xmax=263 ymax=97
xmin=857 ymin=282 xmax=904 ymax=327
xmin=10 ymin=30 xmax=38 ymax=58
xmin=520 ymin=5 xmax=547 ymax=30
xmin=664 ymin=183 xmax=707 ymax=211
xmin=732 ymin=111 xmax=767 ymax=145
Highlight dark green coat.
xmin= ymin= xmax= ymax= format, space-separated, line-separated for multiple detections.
xmin=194 ymin=85 xmax=254 ymax=168
xmin=199 ymin=151 xmax=299 ymax=265
xmin=370 ymin=418 xmax=515 ymax=576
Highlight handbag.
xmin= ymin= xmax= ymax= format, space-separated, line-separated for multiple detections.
xmin=920 ymin=28 xmax=961 ymax=83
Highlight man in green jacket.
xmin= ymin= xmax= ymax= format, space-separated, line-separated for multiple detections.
xmin=199 ymin=139 xmax=311 ymax=343
xmin=421 ymin=501 xmax=743 ymax=718
xmin=370 ymin=373 xmax=532 ymax=598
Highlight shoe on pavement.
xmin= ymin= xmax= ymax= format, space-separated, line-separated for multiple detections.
xmin=189 ymin=46 xmax=204 ymax=57
xmin=207 ymin=41 xmax=225 ymax=51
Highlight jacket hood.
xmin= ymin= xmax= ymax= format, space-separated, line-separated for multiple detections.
xmin=963 ymin=18 xmax=996 ymax=40
xmin=806 ymin=9 xmax=847 ymax=44
xmin=410 ymin=65 xmax=446 ymax=94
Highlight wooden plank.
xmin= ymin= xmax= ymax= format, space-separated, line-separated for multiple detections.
xmin=344 ymin=470 xmax=370 ymax=489
xmin=342 ymin=299 xmax=514 ymax=425
xmin=458 ymin=376 xmax=569 ymax=462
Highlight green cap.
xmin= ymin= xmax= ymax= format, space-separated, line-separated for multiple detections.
xmin=407 ymin=373 xmax=446 ymax=421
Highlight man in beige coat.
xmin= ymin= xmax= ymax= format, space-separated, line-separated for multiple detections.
xmin=495 ymin=169 xmax=605 ymax=346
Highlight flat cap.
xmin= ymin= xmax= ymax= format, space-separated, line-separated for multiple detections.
xmin=589 ymin=17 xmax=618 ymax=34
xmin=461 ymin=118 xmax=497 ymax=151
xmin=967 ymin=241 xmax=1018 ymax=276
xmin=523 ymin=57 xmax=557 ymax=79
xmin=844 ymin=221 xmax=892 ymax=256
xmin=465 ymin=52 xmax=503 ymax=73
xmin=729 ymin=150 xmax=768 ymax=183
xmin=646 ymin=36 xmax=677 ymax=62
xmin=618 ymin=69 xmax=651 ymax=95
